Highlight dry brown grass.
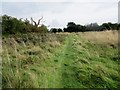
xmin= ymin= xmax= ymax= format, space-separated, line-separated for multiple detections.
xmin=78 ymin=30 xmax=118 ymax=45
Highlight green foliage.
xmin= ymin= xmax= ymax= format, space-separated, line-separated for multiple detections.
xmin=37 ymin=24 xmax=48 ymax=33
xmin=56 ymin=22 xmax=120 ymax=33
xmin=2 ymin=15 xmax=24 ymax=34
xmin=2 ymin=15 xmax=48 ymax=35
xmin=102 ymin=22 xmax=120 ymax=30
xmin=2 ymin=15 xmax=120 ymax=34
xmin=50 ymin=28 xmax=62 ymax=33
xmin=2 ymin=32 xmax=119 ymax=88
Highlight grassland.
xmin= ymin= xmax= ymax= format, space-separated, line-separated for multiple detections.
xmin=2 ymin=30 xmax=120 ymax=88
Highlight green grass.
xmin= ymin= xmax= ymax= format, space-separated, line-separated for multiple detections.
xmin=2 ymin=32 xmax=120 ymax=88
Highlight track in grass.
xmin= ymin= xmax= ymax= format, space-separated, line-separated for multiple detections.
xmin=2 ymin=32 xmax=120 ymax=88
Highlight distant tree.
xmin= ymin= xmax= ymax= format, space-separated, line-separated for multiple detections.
xmin=50 ymin=28 xmax=57 ymax=33
xmin=63 ymin=22 xmax=120 ymax=32
xmin=117 ymin=24 xmax=120 ymax=30
xmin=66 ymin=22 xmax=77 ymax=32
xmin=76 ymin=24 xmax=85 ymax=32
xmin=102 ymin=23 xmax=111 ymax=30
xmin=111 ymin=23 xmax=120 ymax=30
xmin=81 ymin=26 xmax=86 ymax=32
xmin=101 ymin=22 xmax=120 ymax=30
xmin=67 ymin=22 xmax=76 ymax=27
xmin=85 ymin=23 xmax=104 ymax=31
xmin=64 ymin=22 xmax=86 ymax=32
xmin=63 ymin=28 xmax=67 ymax=32
xmin=58 ymin=28 xmax=62 ymax=32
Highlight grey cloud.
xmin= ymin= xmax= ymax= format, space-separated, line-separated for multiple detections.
xmin=2 ymin=2 xmax=69 ymax=16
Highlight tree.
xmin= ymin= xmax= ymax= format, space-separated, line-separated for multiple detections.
xmin=50 ymin=28 xmax=57 ymax=33
xmin=102 ymin=23 xmax=111 ymax=30
xmin=117 ymin=24 xmax=120 ymax=30
xmin=66 ymin=22 xmax=77 ymax=32
xmin=58 ymin=28 xmax=62 ymax=32
xmin=31 ymin=16 xmax=44 ymax=27
xmin=2 ymin=15 xmax=48 ymax=34
xmin=76 ymin=24 xmax=85 ymax=32
xmin=63 ymin=28 xmax=67 ymax=32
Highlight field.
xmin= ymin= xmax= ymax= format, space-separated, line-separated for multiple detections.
xmin=2 ymin=30 xmax=120 ymax=88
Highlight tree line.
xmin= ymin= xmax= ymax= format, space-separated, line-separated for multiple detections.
xmin=1 ymin=15 xmax=120 ymax=35
xmin=50 ymin=22 xmax=120 ymax=33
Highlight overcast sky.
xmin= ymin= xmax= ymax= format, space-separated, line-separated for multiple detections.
xmin=1 ymin=0 xmax=120 ymax=28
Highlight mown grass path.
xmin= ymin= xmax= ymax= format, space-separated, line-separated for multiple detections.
xmin=43 ymin=33 xmax=120 ymax=88
xmin=45 ymin=34 xmax=81 ymax=88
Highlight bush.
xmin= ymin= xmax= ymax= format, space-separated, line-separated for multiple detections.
xmin=2 ymin=15 xmax=48 ymax=35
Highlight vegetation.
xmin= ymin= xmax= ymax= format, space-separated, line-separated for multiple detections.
xmin=1 ymin=15 xmax=120 ymax=35
xmin=62 ymin=22 xmax=120 ymax=33
xmin=50 ymin=28 xmax=63 ymax=33
xmin=1 ymin=15 xmax=119 ymax=88
xmin=1 ymin=15 xmax=48 ymax=35
xmin=2 ymin=30 xmax=119 ymax=88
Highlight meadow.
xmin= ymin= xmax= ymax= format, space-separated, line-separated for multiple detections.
xmin=2 ymin=30 xmax=120 ymax=88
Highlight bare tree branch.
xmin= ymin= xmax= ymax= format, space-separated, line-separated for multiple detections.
xmin=31 ymin=16 xmax=44 ymax=27
xmin=31 ymin=17 xmax=37 ymax=26
xmin=37 ymin=16 xmax=43 ymax=25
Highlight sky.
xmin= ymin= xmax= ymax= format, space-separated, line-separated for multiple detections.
xmin=1 ymin=0 xmax=120 ymax=29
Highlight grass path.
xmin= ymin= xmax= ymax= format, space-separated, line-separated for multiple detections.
xmin=43 ymin=33 xmax=120 ymax=88
xmin=44 ymin=34 xmax=81 ymax=88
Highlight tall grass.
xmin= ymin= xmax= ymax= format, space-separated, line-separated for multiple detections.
xmin=2 ymin=31 xmax=120 ymax=88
